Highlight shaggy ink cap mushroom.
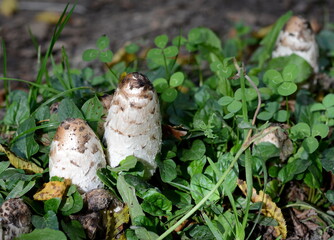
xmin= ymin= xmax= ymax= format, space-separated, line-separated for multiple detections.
xmin=0 ymin=198 xmax=32 ymax=240
xmin=49 ymin=118 xmax=107 ymax=193
xmin=104 ymin=72 xmax=162 ymax=178
xmin=272 ymin=15 xmax=319 ymax=73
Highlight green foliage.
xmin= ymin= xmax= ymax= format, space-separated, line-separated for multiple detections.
xmin=2 ymin=7 xmax=334 ymax=240
xmin=3 ymin=90 xmax=30 ymax=126
xmin=60 ymin=186 xmax=83 ymax=216
xmin=18 ymin=229 xmax=67 ymax=240
xmin=82 ymin=35 xmax=113 ymax=62
xmin=263 ymin=64 xmax=298 ymax=96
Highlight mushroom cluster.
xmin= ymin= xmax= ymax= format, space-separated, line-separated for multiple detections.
xmin=46 ymin=72 xmax=162 ymax=237
xmin=272 ymin=15 xmax=319 ymax=73
xmin=49 ymin=72 xmax=161 ymax=188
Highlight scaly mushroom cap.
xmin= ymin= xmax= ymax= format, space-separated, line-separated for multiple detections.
xmin=85 ymin=189 xmax=114 ymax=212
xmin=272 ymin=16 xmax=319 ymax=73
xmin=0 ymin=198 xmax=31 ymax=240
xmin=49 ymin=118 xmax=106 ymax=193
xmin=104 ymin=72 xmax=162 ymax=177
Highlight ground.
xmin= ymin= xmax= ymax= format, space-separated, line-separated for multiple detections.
xmin=0 ymin=0 xmax=333 ymax=89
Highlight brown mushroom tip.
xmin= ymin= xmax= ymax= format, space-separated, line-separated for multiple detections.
xmin=284 ymin=15 xmax=313 ymax=33
xmin=119 ymin=72 xmax=153 ymax=91
xmin=85 ymin=189 xmax=114 ymax=212
xmin=53 ymin=118 xmax=90 ymax=144
xmin=60 ymin=118 xmax=88 ymax=127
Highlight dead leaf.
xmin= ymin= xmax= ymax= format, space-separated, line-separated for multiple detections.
xmin=33 ymin=179 xmax=71 ymax=200
xmin=0 ymin=144 xmax=43 ymax=174
xmin=0 ymin=0 xmax=17 ymax=17
xmin=238 ymin=179 xmax=287 ymax=239
xmin=289 ymin=209 xmax=308 ymax=237
xmin=35 ymin=11 xmax=61 ymax=24
xmin=163 ymin=125 xmax=187 ymax=140
xmin=107 ymin=45 xmax=136 ymax=67
xmin=177 ymin=85 xmax=189 ymax=94
xmin=252 ymin=24 xmax=273 ymax=39
xmin=0 ymin=89 xmax=5 ymax=106
xmin=105 ymin=204 xmax=129 ymax=239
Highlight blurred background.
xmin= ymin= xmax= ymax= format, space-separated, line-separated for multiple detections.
xmin=0 ymin=0 xmax=333 ymax=88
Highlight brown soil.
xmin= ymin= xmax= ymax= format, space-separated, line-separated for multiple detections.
xmin=0 ymin=0 xmax=333 ymax=89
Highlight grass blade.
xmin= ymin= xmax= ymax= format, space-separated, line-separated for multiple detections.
xmin=0 ymin=77 xmax=60 ymax=94
xmin=28 ymin=3 xmax=76 ymax=109
xmin=202 ymin=211 xmax=224 ymax=239
xmin=1 ymin=38 xmax=10 ymax=107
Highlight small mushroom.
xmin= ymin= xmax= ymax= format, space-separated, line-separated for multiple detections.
xmin=71 ymin=188 xmax=123 ymax=239
xmin=104 ymin=72 xmax=162 ymax=177
xmin=254 ymin=124 xmax=293 ymax=161
xmin=49 ymin=118 xmax=107 ymax=193
xmin=272 ymin=16 xmax=319 ymax=73
xmin=85 ymin=189 xmax=114 ymax=212
xmin=0 ymin=198 xmax=32 ymax=240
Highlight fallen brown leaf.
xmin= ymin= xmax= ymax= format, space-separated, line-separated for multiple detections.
xmin=238 ymin=179 xmax=287 ymax=239
xmin=0 ymin=0 xmax=17 ymax=17
xmin=162 ymin=124 xmax=187 ymax=140
xmin=0 ymin=144 xmax=44 ymax=174
xmin=33 ymin=179 xmax=71 ymax=200
xmin=35 ymin=11 xmax=61 ymax=24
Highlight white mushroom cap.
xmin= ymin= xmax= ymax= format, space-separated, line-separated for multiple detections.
xmin=49 ymin=118 xmax=107 ymax=193
xmin=104 ymin=72 xmax=162 ymax=177
xmin=0 ymin=198 xmax=31 ymax=240
xmin=272 ymin=16 xmax=319 ymax=73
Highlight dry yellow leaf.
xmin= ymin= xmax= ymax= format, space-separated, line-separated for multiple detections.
xmin=0 ymin=144 xmax=43 ymax=174
xmin=33 ymin=179 xmax=71 ymax=200
xmin=108 ymin=46 xmax=136 ymax=67
xmin=238 ymin=179 xmax=287 ymax=239
xmin=105 ymin=204 xmax=129 ymax=240
xmin=0 ymin=0 xmax=17 ymax=17
xmin=252 ymin=24 xmax=273 ymax=39
xmin=35 ymin=11 xmax=60 ymax=24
